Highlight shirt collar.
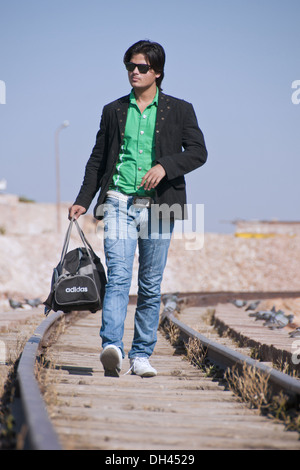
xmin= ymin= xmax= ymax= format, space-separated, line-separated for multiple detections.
xmin=129 ymin=87 xmax=159 ymax=107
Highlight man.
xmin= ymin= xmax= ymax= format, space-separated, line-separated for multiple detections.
xmin=69 ymin=40 xmax=207 ymax=377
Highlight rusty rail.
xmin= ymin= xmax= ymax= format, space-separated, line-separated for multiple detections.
xmin=161 ymin=294 xmax=300 ymax=400
xmin=16 ymin=311 xmax=64 ymax=450
xmin=14 ymin=291 xmax=300 ymax=450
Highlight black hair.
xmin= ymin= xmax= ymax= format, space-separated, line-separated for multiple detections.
xmin=123 ymin=40 xmax=165 ymax=90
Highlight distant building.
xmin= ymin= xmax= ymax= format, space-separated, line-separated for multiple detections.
xmin=233 ymin=219 xmax=300 ymax=237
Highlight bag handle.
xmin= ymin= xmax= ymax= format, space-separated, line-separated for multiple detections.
xmin=59 ymin=218 xmax=74 ymax=263
xmin=59 ymin=217 xmax=96 ymax=265
xmin=74 ymin=219 xmax=95 ymax=255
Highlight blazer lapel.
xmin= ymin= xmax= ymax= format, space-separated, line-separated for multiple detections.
xmin=155 ymin=92 xmax=171 ymax=156
xmin=115 ymin=92 xmax=171 ymax=148
xmin=115 ymin=95 xmax=130 ymax=142
xmin=156 ymin=92 xmax=172 ymax=130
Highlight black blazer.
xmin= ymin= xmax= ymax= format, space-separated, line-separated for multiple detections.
xmin=74 ymin=91 xmax=207 ymax=220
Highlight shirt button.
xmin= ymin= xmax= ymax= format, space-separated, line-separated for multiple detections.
xmin=139 ymin=150 xmax=143 ymax=154
xmin=143 ymin=114 xmax=147 ymax=119
xmin=138 ymin=167 xmax=142 ymax=171
xmin=140 ymin=130 xmax=144 ymax=135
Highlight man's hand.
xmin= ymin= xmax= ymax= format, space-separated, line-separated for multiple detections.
xmin=139 ymin=164 xmax=166 ymax=191
xmin=68 ymin=204 xmax=86 ymax=220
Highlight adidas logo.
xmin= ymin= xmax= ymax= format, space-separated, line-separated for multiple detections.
xmin=65 ymin=286 xmax=88 ymax=293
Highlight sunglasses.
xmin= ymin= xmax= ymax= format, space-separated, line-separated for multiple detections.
xmin=125 ymin=62 xmax=151 ymax=74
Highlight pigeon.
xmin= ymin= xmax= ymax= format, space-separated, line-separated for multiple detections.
xmin=265 ymin=312 xmax=294 ymax=329
xmin=249 ymin=308 xmax=276 ymax=321
xmin=9 ymin=298 xmax=23 ymax=309
xmin=289 ymin=327 xmax=300 ymax=338
xmin=248 ymin=304 xmax=294 ymax=329
xmin=162 ymin=294 xmax=179 ymax=313
xmin=232 ymin=300 xmax=247 ymax=308
xmin=24 ymin=297 xmax=42 ymax=308
xmin=245 ymin=300 xmax=261 ymax=311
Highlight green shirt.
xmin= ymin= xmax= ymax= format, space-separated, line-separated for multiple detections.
xmin=109 ymin=88 xmax=158 ymax=197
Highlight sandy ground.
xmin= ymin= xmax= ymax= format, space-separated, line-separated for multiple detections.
xmin=1 ymin=195 xmax=300 ymax=317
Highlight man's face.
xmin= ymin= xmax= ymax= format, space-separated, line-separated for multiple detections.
xmin=127 ymin=53 xmax=160 ymax=91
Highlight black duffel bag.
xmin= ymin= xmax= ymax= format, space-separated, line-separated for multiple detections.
xmin=44 ymin=218 xmax=106 ymax=315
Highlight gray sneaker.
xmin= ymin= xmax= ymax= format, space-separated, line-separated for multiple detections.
xmin=130 ymin=357 xmax=157 ymax=377
xmin=100 ymin=345 xmax=122 ymax=377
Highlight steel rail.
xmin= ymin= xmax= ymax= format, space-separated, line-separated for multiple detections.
xmin=16 ymin=310 xmax=64 ymax=450
xmin=161 ymin=296 xmax=300 ymax=400
xmin=15 ymin=291 xmax=300 ymax=450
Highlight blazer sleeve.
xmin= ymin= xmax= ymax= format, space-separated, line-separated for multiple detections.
xmin=157 ymin=101 xmax=207 ymax=181
xmin=74 ymin=108 xmax=108 ymax=210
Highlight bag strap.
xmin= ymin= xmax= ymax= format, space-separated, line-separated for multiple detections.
xmin=73 ymin=220 xmax=100 ymax=293
xmin=59 ymin=218 xmax=74 ymax=264
xmin=59 ymin=217 xmax=96 ymax=265
xmin=74 ymin=219 xmax=96 ymax=255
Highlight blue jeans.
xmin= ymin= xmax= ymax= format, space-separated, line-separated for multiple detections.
xmin=100 ymin=195 xmax=174 ymax=359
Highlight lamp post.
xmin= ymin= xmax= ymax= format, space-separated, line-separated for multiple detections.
xmin=55 ymin=120 xmax=69 ymax=233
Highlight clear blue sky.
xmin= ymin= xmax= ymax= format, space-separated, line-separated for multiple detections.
xmin=1 ymin=0 xmax=299 ymax=232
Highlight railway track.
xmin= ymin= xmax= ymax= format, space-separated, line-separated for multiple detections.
xmin=13 ymin=292 xmax=300 ymax=451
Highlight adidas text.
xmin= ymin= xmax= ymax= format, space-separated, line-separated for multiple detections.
xmin=65 ymin=287 xmax=88 ymax=293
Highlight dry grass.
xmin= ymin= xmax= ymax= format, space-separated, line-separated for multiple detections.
xmin=185 ymin=336 xmax=223 ymax=378
xmin=35 ymin=354 xmax=59 ymax=412
xmin=225 ymin=362 xmax=300 ymax=434
xmin=35 ymin=316 xmax=67 ymax=412
xmin=162 ymin=322 xmax=180 ymax=347
xmin=0 ymin=324 xmax=39 ymax=449
xmin=225 ymin=362 xmax=270 ymax=409
xmin=185 ymin=337 xmax=207 ymax=369
xmin=163 ymin=318 xmax=300 ymax=435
